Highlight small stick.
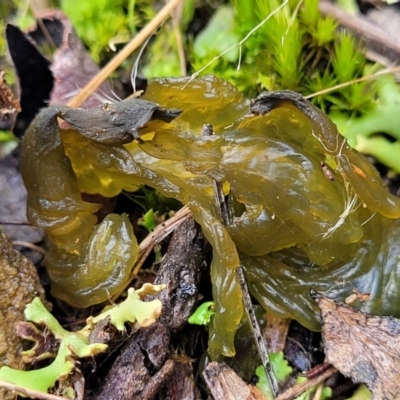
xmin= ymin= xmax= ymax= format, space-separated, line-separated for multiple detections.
xmin=201 ymin=124 xmax=229 ymax=224
xmin=276 ymin=366 xmax=337 ymax=400
xmin=202 ymin=124 xmax=279 ymax=398
xmin=0 ymin=221 xmax=32 ymax=226
xmin=305 ymin=65 xmax=400 ymax=100
xmin=138 ymin=205 xmax=192 ymax=251
xmin=67 ymin=0 xmax=183 ymax=108
xmin=112 ymin=205 xmax=192 ymax=300
xmin=170 ymin=0 xmax=187 ymax=76
xmin=0 ymin=380 xmax=66 ymax=400
xmin=12 ymin=241 xmax=46 ymax=255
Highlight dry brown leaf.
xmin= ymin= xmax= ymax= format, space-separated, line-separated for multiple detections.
xmin=315 ymin=292 xmax=400 ymax=400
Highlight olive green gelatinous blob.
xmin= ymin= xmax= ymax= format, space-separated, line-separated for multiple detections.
xmin=49 ymin=213 xmax=138 ymax=307
xmin=21 ymin=79 xmax=400 ymax=356
xmin=190 ymin=202 xmax=243 ymax=358
xmin=138 ymin=86 xmax=400 ymax=338
xmin=20 ymin=99 xmax=179 ymax=307
xmin=140 ymin=110 xmax=365 ymax=265
xmin=20 ymin=107 xmax=101 ymax=252
xmin=142 ymin=75 xmax=248 ymax=133
xmin=61 ymin=129 xmax=144 ymax=196
xmin=252 ymin=91 xmax=400 ymax=218
xmin=243 ymin=212 xmax=400 ymax=331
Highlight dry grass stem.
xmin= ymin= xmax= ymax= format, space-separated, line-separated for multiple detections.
xmin=0 ymin=380 xmax=66 ymax=400
xmin=184 ymin=0 xmax=289 ymax=88
xmin=67 ymin=0 xmax=183 ymax=108
xmin=11 ymin=240 xmax=46 ymax=254
xmin=305 ymin=65 xmax=400 ymax=100
xmin=138 ymin=205 xmax=192 ymax=251
xmin=112 ymin=205 xmax=192 ymax=300
xmin=171 ymin=0 xmax=186 ymax=76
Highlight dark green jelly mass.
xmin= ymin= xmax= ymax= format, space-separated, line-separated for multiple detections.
xmin=21 ymin=75 xmax=400 ymax=358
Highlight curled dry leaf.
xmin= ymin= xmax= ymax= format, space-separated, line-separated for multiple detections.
xmin=315 ymin=292 xmax=400 ymax=400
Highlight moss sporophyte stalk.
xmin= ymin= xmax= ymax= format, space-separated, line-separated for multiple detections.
xmin=20 ymin=75 xmax=400 ymax=358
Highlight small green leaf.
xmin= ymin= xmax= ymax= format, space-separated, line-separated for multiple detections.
xmin=255 ymin=352 xmax=293 ymax=398
xmin=139 ymin=209 xmax=157 ymax=232
xmin=188 ymin=301 xmax=215 ymax=325
xmin=295 ymin=376 xmax=332 ymax=399
xmin=193 ymin=6 xmax=240 ymax=63
xmin=345 ymin=384 xmax=372 ymax=400
xmin=256 ymin=353 xmax=333 ymax=400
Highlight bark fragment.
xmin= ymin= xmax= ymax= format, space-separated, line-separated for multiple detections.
xmin=0 ymin=235 xmax=46 ymax=400
xmin=316 ymin=293 xmax=400 ymax=400
xmin=94 ymin=218 xmax=208 ymax=399
xmin=203 ymin=362 xmax=265 ymax=400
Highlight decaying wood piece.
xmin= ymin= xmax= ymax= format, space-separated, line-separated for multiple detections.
xmin=138 ymin=359 xmax=175 ymax=400
xmin=56 ymin=100 xmax=180 ymax=144
xmin=151 ymin=216 xmax=210 ymax=331
xmin=95 ymin=322 xmax=169 ymax=400
xmin=159 ymin=362 xmax=202 ymax=400
xmin=203 ymin=362 xmax=266 ymax=400
xmin=315 ymin=292 xmax=400 ymax=400
xmin=0 ymin=235 xmax=46 ymax=400
xmin=94 ymin=218 xmax=208 ymax=399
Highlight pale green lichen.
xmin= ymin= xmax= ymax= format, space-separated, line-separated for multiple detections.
xmin=0 ymin=284 xmax=164 ymax=398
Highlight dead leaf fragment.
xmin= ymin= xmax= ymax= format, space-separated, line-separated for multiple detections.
xmin=315 ymin=292 xmax=400 ymax=400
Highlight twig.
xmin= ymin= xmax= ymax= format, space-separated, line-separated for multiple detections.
xmin=170 ymin=0 xmax=186 ymax=76
xmin=138 ymin=205 xmax=192 ymax=251
xmin=67 ymin=0 xmax=183 ymax=108
xmin=0 ymin=221 xmax=32 ymax=226
xmin=11 ymin=240 xmax=46 ymax=255
xmin=201 ymin=124 xmax=279 ymax=398
xmin=312 ymin=383 xmax=324 ymax=400
xmin=276 ymin=366 xmax=337 ymax=400
xmin=0 ymin=380 xmax=66 ymax=400
xmin=112 ymin=205 xmax=192 ymax=300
